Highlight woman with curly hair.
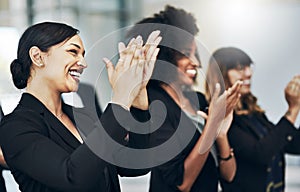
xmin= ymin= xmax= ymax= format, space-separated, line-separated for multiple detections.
xmin=127 ymin=5 xmax=241 ymax=192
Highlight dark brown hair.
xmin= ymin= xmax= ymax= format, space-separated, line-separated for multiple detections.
xmin=205 ymin=47 xmax=264 ymax=115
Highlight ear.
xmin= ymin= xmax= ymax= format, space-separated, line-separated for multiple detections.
xmin=29 ymin=46 xmax=44 ymax=67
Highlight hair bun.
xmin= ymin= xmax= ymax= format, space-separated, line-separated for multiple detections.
xmin=10 ymin=58 xmax=28 ymax=89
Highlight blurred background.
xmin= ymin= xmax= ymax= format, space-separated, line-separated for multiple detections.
xmin=0 ymin=0 xmax=299 ymax=191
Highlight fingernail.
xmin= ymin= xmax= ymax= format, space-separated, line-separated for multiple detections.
xmin=103 ymin=57 xmax=109 ymax=63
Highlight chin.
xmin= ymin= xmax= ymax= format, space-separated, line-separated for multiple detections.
xmin=67 ymin=84 xmax=79 ymax=93
xmin=240 ymin=88 xmax=251 ymax=95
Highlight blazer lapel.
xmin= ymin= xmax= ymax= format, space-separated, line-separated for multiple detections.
xmin=43 ymin=109 xmax=80 ymax=149
xmin=20 ymin=93 xmax=81 ymax=149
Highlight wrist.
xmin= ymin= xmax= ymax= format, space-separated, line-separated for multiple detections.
xmin=132 ymin=88 xmax=149 ymax=110
xmin=285 ymin=107 xmax=300 ymax=123
xmin=218 ymin=148 xmax=234 ymax=162
xmin=109 ymin=101 xmax=130 ymax=111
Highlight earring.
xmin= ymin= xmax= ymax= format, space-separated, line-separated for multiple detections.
xmin=38 ymin=63 xmax=44 ymax=67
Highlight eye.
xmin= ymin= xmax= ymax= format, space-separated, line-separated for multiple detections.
xmin=235 ymin=64 xmax=244 ymax=71
xmin=68 ymin=49 xmax=78 ymax=56
xmin=182 ymin=50 xmax=191 ymax=57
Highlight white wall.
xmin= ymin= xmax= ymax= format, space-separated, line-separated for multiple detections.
xmin=141 ymin=0 xmax=300 ymax=125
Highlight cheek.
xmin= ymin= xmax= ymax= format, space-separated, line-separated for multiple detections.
xmin=177 ymin=58 xmax=190 ymax=69
xmin=227 ymin=71 xmax=240 ymax=85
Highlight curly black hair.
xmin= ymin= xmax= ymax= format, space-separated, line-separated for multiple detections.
xmin=126 ymin=5 xmax=199 ymax=84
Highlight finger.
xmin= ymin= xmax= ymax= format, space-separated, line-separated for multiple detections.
xmin=118 ymin=42 xmax=126 ymax=59
xmin=145 ymin=48 xmax=159 ymax=81
xmin=127 ymin=37 xmax=136 ymax=47
xmin=119 ymin=37 xmax=135 ymax=69
xmin=131 ymin=43 xmax=142 ymax=71
xmin=229 ymin=80 xmax=242 ymax=94
xmin=290 ymin=80 xmax=300 ymax=95
xmin=135 ymin=47 xmax=145 ymax=76
xmin=124 ymin=38 xmax=138 ymax=69
xmin=212 ymin=83 xmax=221 ymax=101
xmin=144 ymin=30 xmax=161 ymax=56
xmin=145 ymin=30 xmax=161 ymax=46
xmin=197 ymin=110 xmax=208 ymax=119
xmin=145 ymin=36 xmax=162 ymax=62
xmin=103 ymin=57 xmax=114 ymax=85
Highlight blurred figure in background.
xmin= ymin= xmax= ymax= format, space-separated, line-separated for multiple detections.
xmin=77 ymin=82 xmax=102 ymax=118
xmin=206 ymin=47 xmax=300 ymax=192
xmin=127 ymin=5 xmax=241 ymax=192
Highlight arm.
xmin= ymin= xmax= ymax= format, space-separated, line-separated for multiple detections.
xmin=229 ymin=75 xmax=300 ymax=164
xmin=116 ymin=106 xmax=151 ymax=177
xmin=228 ymin=116 xmax=297 ymax=165
xmin=178 ymin=82 xmax=241 ymax=191
xmin=0 ymin=148 xmax=8 ymax=168
xmin=215 ymin=112 xmax=236 ymax=182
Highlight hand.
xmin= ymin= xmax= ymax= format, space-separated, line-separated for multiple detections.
xmin=285 ymin=75 xmax=300 ymax=110
xmin=206 ymin=83 xmax=227 ymax=129
xmin=207 ymin=81 xmax=242 ymax=126
xmin=217 ymin=111 xmax=233 ymax=138
xmin=130 ymin=31 xmax=162 ymax=109
xmin=103 ymin=37 xmax=145 ymax=109
xmin=215 ymin=81 xmax=241 ymax=137
xmin=284 ymin=75 xmax=300 ymax=123
xmin=225 ymin=80 xmax=242 ymax=116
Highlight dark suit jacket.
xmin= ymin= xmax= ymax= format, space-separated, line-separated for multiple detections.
xmin=221 ymin=112 xmax=300 ymax=192
xmin=147 ymin=85 xmax=219 ymax=192
xmin=0 ymin=105 xmax=7 ymax=192
xmin=0 ymin=93 xmax=149 ymax=192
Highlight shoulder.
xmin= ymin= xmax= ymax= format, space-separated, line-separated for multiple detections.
xmin=184 ymin=91 xmax=208 ymax=111
xmin=0 ymin=107 xmax=47 ymax=134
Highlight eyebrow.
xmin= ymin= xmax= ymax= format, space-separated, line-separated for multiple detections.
xmin=70 ymin=43 xmax=85 ymax=56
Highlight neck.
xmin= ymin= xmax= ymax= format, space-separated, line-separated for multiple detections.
xmin=161 ymin=83 xmax=194 ymax=113
xmin=26 ymin=83 xmax=63 ymax=117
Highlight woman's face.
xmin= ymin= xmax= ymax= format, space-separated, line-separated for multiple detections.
xmin=227 ymin=64 xmax=253 ymax=95
xmin=176 ymin=41 xmax=200 ymax=86
xmin=40 ymin=35 xmax=86 ymax=93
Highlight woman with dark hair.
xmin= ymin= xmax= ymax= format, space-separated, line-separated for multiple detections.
xmin=0 ymin=21 xmax=161 ymax=192
xmin=206 ymin=47 xmax=300 ymax=192
xmin=127 ymin=5 xmax=241 ymax=192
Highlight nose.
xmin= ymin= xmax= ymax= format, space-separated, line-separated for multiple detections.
xmin=244 ymin=66 xmax=252 ymax=77
xmin=77 ymin=56 xmax=87 ymax=68
xmin=190 ymin=54 xmax=200 ymax=67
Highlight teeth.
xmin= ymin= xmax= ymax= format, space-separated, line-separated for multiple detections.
xmin=69 ymin=71 xmax=81 ymax=78
xmin=186 ymin=69 xmax=197 ymax=75
xmin=243 ymin=79 xmax=251 ymax=85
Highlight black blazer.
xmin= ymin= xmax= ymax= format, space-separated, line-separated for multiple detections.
xmin=0 ymin=105 xmax=7 ymax=192
xmin=221 ymin=112 xmax=300 ymax=192
xmin=147 ymin=85 xmax=219 ymax=192
xmin=0 ymin=93 xmax=149 ymax=192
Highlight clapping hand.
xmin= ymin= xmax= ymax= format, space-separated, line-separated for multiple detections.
xmin=284 ymin=75 xmax=300 ymax=123
xmin=285 ymin=75 xmax=300 ymax=109
xmin=103 ymin=31 xmax=161 ymax=110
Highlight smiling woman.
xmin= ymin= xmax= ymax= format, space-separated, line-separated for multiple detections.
xmin=0 ymin=21 xmax=161 ymax=192
xmin=205 ymin=47 xmax=300 ymax=192
xmin=126 ymin=5 xmax=241 ymax=192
